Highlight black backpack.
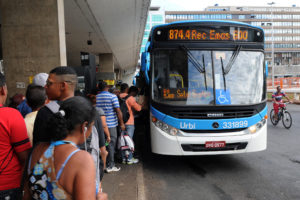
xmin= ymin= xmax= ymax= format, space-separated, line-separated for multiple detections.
xmin=119 ymin=95 xmax=130 ymax=124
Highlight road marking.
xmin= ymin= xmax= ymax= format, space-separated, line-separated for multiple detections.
xmin=137 ymin=163 xmax=146 ymax=200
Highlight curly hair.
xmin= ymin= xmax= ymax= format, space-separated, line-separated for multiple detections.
xmin=47 ymin=96 xmax=96 ymax=141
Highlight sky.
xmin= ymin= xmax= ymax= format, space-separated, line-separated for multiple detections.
xmin=151 ymin=0 xmax=299 ymax=11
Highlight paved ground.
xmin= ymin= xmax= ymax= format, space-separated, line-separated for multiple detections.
xmin=104 ymin=102 xmax=300 ymax=200
xmin=102 ymin=163 xmax=141 ymax=200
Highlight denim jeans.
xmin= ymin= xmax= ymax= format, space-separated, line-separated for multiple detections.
xmin=122 ymin=125 xmax=135 ymax=161
xmin=126 ymin=125 xmax=135 ymax=138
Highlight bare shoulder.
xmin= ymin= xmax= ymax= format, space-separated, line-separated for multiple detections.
xmin=69 ymin=150 xmax=96 ymax=181
xmin=70 ymin=150 xmax=95 ymax=168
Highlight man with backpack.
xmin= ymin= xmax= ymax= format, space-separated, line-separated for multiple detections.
xmin=96 ymin=81 xmax=125 ymax=173
xmin=119 ymin=83 xmax=130 ymax=123
xmin=119 ymin=85 xmax=142 ymax=164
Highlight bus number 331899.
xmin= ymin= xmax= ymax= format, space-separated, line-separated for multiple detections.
xmin=222 ymin=121 xmax=248 ymax=129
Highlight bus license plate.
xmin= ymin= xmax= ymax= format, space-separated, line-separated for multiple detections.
xmin=205 ymin=141 xmax=226 ymax=148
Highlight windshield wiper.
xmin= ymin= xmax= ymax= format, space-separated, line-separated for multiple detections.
xmin=224 ymin=45 xmax=241 ymax=75
xmin=179 ymin=45 xmax=208 ymax=91
xmin=180 ymin=45 xmax=204 ymax=73
xmin=220 ymin=57 xmax=227 ymax=91
xmin=202 ymin=55 xmax=207 ymax=91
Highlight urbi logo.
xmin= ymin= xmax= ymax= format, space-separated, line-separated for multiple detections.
xmin=180 ymin=122 xmax=195 ymax=129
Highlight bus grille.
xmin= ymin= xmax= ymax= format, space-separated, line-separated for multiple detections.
xmin=180 ymin=128 xmax=247 ymax=134
xmin=171 ymin=109 xmax=256 ymax=119
xmin=181 ymin=142 xmax=248 ymax=152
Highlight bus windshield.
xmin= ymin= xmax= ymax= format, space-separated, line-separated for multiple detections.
xmin=152 ymin=49 xmax=264 ymax=106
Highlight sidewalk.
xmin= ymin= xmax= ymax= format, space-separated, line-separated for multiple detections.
xmin=102 ymin=113 xmax=149 ymax=200
xmin=102 ymin=163 xmax=145 ymax=200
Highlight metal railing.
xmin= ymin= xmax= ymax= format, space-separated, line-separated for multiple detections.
xmin=267 ymin=77 xmax=300 ymax=89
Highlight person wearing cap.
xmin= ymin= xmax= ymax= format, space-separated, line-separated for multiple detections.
xmin=16 ymin=73 xmax=49 ymax=117
xmin=32 ymin=72 xmax=48 ymax=87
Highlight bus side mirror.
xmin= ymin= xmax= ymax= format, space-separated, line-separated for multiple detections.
xmin=146 ymin=53 xmax=150 ymax=72
xmin=141 ymin=52 xmax=150 ymax=84
xmin=141 ymin=52 xmax=147 ymax=72
xmin=265 ymin=61 xmax=268 ymax=77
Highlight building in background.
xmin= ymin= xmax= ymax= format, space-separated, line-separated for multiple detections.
xmin=165 ymin=6 xmax=300 ymax=78
xmin=141 ymin=6 xmax=165 ymax=53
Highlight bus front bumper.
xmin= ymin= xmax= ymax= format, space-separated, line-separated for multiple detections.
xmin=150 ymin=122 xmax=267 ymax=156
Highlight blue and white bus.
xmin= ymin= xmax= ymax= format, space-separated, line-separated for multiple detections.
xmin=138 ymin=21 xmax=267 ymax=155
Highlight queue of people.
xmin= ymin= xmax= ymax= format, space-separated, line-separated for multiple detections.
xmin=0 ymin=66 xmax=145 ymax=199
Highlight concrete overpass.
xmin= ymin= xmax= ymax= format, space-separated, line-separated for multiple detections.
xmin=0 ymin=0 xmax=151 ymax=96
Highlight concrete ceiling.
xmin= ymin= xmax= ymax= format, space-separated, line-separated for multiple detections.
xmin=64 ymin=0 xmax=151 ymax=69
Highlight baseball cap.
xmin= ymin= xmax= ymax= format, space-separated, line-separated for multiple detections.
xmin=33 ymin=73 xmax=49 ymax=87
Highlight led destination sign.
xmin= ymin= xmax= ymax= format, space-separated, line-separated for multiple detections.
xmin=154 ymin=26 xmax=263 ymax=42
xmin=163 ymin=88 xmax=188 ymax=100
xmin=162 ymin=88 xmax=212 ymax=100
xmin=169 ymin=29 xmax=248 ymax=41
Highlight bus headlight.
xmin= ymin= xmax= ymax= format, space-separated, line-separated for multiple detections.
xmin=162 ymin=124 xmax=169 ymax=132
xmin=169 ymin=128 xmax=178 ymax=136
xmin=153 ymin=118 xmax=178 ymax=136
xmin=248 ymin=118 xmax=266 ymax=134
xmin=249 ymin=125 xmax=257 ymax=133
xmin=155 ymin=120 xmax=163 ymax=129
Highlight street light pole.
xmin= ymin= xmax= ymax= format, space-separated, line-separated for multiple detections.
xmin=268 ymin=2 xmax=275 ymax=88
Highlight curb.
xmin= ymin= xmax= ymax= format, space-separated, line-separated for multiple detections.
xmin=137 ymin=163 xmax=146 ymax=200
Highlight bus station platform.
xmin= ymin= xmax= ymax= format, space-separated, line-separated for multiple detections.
xmin=102 ymin=114 xmax=149 ymax=200
xmin=102 ymin=163 xmax=145 ymax=200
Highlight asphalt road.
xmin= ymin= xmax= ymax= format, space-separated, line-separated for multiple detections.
xmin=140 ymin=102 xmax=300 ymax=200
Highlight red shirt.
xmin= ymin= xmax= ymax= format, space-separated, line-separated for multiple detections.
xmin=0 ymin=104 xmax=31 ymax=190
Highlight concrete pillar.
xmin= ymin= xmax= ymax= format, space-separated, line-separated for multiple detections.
xmin=97 ymin=53 xmax=115 ymax=82
xmin=99 ymin=53 xmax=114 ymax=73
xmin=115 ymin=69 xmax=121 ymax=81
xmin=0 ymin=0 xmax=67 ymax=96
